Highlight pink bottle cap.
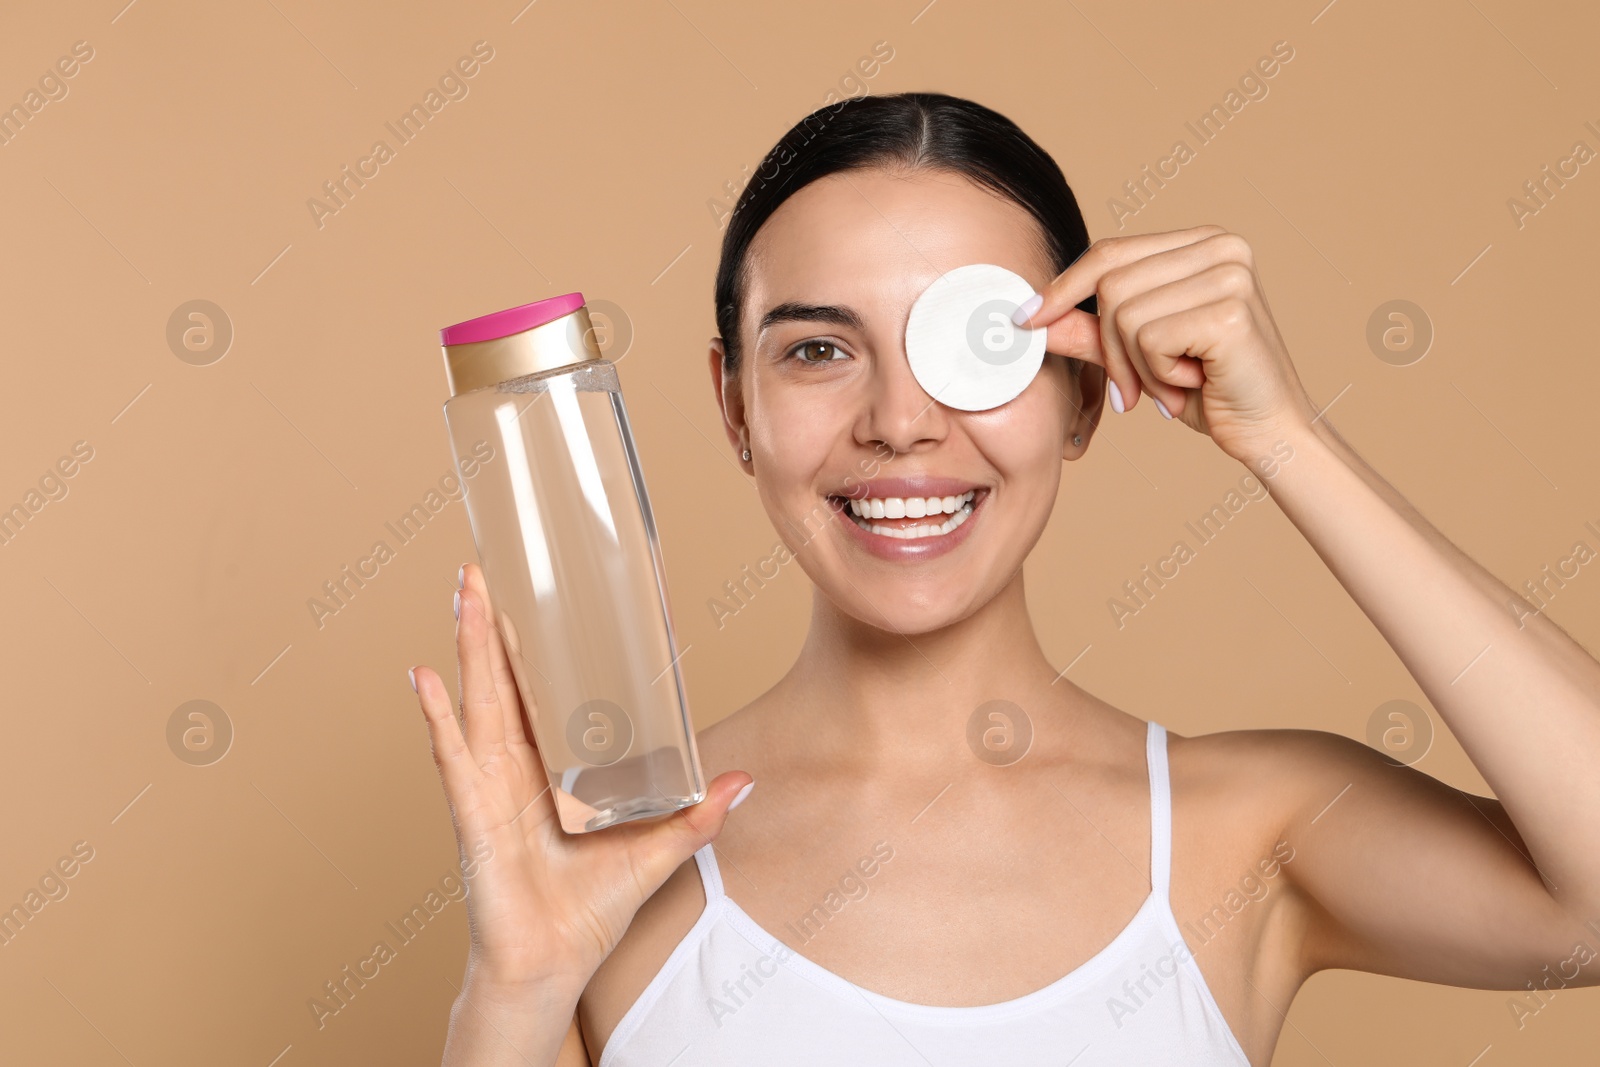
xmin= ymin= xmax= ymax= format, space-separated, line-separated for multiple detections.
xmin=439 ymin=293 xmax=586 ymax=346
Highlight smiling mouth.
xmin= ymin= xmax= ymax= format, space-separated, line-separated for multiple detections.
xmin=828 ymin=489 xmax=984 ymax=541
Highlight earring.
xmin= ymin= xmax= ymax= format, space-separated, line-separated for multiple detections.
xmin=741 ymin=448 xmax=751 ymax=461
xmin=1072 ymin=434 xmax=1083 ymax=447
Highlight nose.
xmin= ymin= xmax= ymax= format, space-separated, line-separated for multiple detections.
xmin=853 ymin=340 xmax=949 ymax=456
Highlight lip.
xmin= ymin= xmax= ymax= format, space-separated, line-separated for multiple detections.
xmin=826 ymin=479 xmax=990 ymax=563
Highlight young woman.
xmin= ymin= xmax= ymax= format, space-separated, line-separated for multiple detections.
xmin=408 ymin=92 xmax=1600 ymax=1065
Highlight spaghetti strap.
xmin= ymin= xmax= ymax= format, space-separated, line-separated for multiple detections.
xmin=1146 ymin=720 xmax=1172 ymax=902
xmin=692 ymin=842 xmax=725 ymax=902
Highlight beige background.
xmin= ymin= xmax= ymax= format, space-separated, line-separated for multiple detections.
xmin=2 ymin=0 xmax=1597 ymax=1063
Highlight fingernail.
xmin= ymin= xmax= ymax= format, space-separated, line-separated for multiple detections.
xmin=729 ymin=780 xmax=755 ymax=810
xmin=407 ymin=667 xmax=418 ymax=692
xmin=1153 ymin=397 xmax=1172 ymax=420
xmin=457 ymin=565 xmax=464 ymax=588
xmin=453 ymin=590 xmax=461 ymax=619
xmin=1011 ymin=293 xmax=1043 ymax=326
xmin=1108 ymin=379 xmax=1125 ymax=414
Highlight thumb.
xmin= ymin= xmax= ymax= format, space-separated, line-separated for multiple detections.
xmin=1039 ymin=308 xmax=1105 ymax=367
xmin=633 ymin=771 xmax=754 ymax=887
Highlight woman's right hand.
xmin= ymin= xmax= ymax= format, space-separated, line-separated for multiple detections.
xmin=409 ymin=563 xmax=753 ymax=1003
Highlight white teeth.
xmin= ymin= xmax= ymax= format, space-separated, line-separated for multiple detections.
xmin=842 ymin=489 xmax=975 ymax=521
xmin=844 ymin=491 xmax=978 ymax=540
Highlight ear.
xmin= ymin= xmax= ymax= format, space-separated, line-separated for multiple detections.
xmin=707 ymin=338 xmax=750 ymax=468
xmin=1063 ymin=360 xmax=1109 ymax=460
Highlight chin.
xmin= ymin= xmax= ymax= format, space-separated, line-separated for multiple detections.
xmin=776 ymin=475 xmax=1027 ymax=635
xmin=837 ymin=590 xmax=981 ymax=638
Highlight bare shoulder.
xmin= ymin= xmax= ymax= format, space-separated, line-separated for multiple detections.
xmin=1164 ymin=725 xmax=1523 ymax=948
xmin=1157 ymin=725 xmax=1411 ymax=1038
xmin=1155 ymin=727 xmax=1327 ymax=896
xmin=1168 ymin=723 xmax=1504 ymax=827
xmin=1168 ymin=723 xmax=1418 ymax=817
xmin=1166 ymin=724 xmax=1441 ymax=868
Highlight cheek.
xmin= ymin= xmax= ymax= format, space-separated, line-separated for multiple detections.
xmin=962 ymin=386 xmax=1069 ymax=527
xmin=747 ymin=374 xmax=851 ymax=492
xmin=965 ymin=379 xmax=1068 ymax=470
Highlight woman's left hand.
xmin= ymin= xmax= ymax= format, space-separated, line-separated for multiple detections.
xmin=1017 ymin=224 xmax=1322 ymax=466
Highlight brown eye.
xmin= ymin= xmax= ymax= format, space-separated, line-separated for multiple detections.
xmin=793 ymin=340 xmax=845 ymax=363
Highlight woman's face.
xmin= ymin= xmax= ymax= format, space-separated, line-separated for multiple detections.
xmin=713 ymin=165 xmax=1102 ymax=635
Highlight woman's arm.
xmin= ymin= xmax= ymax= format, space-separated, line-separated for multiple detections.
xmin=1249 ymin=411 xmax=1600 ymax=979
xmin=1019 ymin=224 xmax=1600 ymax=986
xmin=1267 ymin=411 xmax=1600 ymax=910
xmin=441 ymin=980 xmax=590 ymax=1066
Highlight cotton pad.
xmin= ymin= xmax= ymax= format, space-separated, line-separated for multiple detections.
xmin=904 ymin=263 xmax=1047 ymax=412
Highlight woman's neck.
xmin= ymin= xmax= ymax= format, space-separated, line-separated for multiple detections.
xmin=772 ymin=571 xmax=1078 ymax=771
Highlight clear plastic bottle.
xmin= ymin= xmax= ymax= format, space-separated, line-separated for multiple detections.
xmin=437 ymin=293 xmax=705 ymax=833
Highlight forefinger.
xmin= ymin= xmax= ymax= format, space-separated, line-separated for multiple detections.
xmin=462 ymin=563 xmax=539 ymax=758
xmin=1018 ymin=225 xmax=1227 ymax=330
xmin=456 ymin=584 xmax=509 ymax=766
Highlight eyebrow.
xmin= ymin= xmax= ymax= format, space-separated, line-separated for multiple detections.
xmin=757 ymin=302 xmax=866 ymax=335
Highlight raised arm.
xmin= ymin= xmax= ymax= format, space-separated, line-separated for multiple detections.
xmin=1251 ymin=411 xmax=1600 ymax=984
xmin=1018 ymin=224 xmax=1600 ymax=988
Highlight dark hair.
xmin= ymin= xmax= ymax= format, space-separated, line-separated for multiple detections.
xmin=713 ymin=91 xmax=1096 ymax=374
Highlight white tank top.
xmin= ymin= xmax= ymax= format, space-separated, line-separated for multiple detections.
xmin=599 ymin=721 xmax=1251 ymax=1066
